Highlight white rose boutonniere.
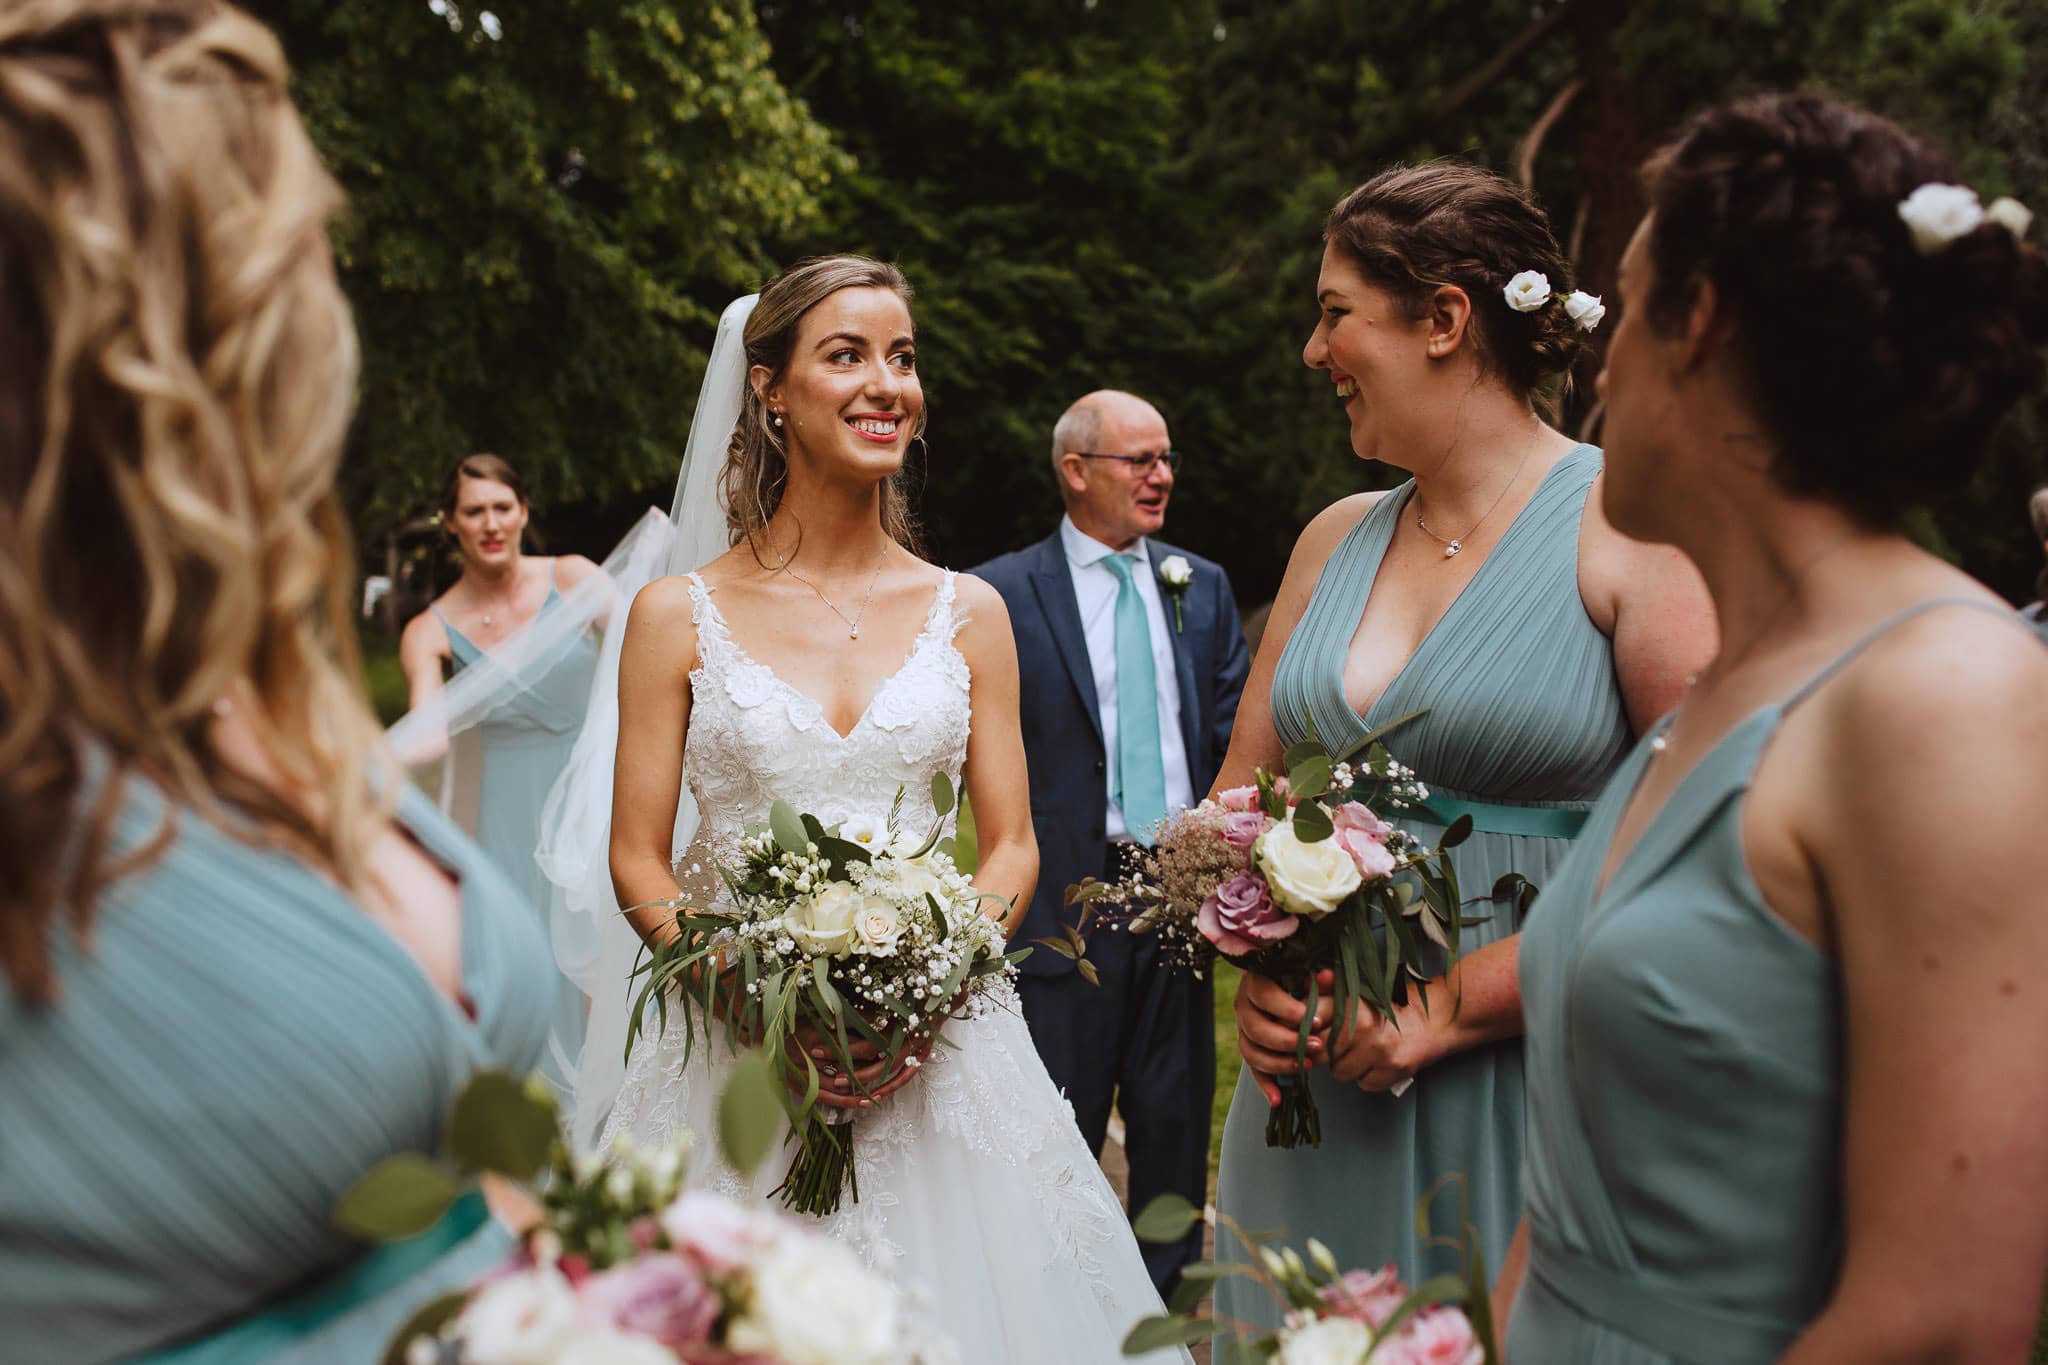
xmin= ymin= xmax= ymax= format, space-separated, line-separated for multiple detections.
xmin=1254 ymin=821 xmax=1363 ymax=919
xmin=1158 ymin=554 xmax=1194 ymax=634
xmin=1503 ymin=270 xmax=1552 ymax=312
xmin=1898 ymin=182 xmax=1984 ymax=254
xmin=1562 ymin=289 xmax=1606 ymax=332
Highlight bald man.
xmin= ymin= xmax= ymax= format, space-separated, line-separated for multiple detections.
xmin=973 ymin=390 xmax=1249 ymax=1297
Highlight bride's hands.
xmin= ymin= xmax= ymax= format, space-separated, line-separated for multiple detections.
xmin=789 ymin=1021 xmax=937 ymax=1110
xmin=1233 ymin=969 xmax=1332 ymax=1106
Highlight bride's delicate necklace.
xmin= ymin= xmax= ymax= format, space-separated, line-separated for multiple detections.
xmin=779 ymin=546 xmax=888 ymax=639
xmin=1414 ymin=444 xmax=1536 ymax=559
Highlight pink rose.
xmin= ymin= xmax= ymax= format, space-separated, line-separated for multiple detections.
xmin=1197 ymin=872 xmax=1298 ymax=955
xmin=1221 ymin=811 xmax=1273 ymax=850
xmin=1216 ymin=785 xmax=1261 ymax=812
xmin=1330 ymin=802 xmax=1396 ymax=881
xmin=1317 ymin=1263 xmax=1407 ymax=1329
xmin=660 ymin=1190 xmax=784 ymax=1275
xmin=575 ymin=1253 xmax=719 ymax=1349
xmin=1371 ymin=1307 xmax=1484 ymax=1365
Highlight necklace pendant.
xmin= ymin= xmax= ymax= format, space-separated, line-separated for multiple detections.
xmin=849 ymin=625 xmax=860 ymax=639
xmin=1443 ymin=541 xmax=1462 ymax=558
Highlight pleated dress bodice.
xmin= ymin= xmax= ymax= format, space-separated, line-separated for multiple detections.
xmin=0 ymin=771 xmax=552 ymax=1363
xmin=1217 ymin=445 xmax=1632 ymax=1332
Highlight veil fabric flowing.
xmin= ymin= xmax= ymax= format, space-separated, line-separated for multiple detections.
xmin=535 ymin=293 xmax=759 ymax=1150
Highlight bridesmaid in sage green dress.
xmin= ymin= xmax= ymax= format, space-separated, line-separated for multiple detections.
xmin=1214 ymin=164 xmax=1715 ymax=1332
xmin=1503 ymin=92 xmax=2048 ymax=1362
xmin=0 ymin=7 xmax=553 ymax=1357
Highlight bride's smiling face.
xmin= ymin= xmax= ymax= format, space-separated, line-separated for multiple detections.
xmin=759 ymin=286 xmax=923 ymax=485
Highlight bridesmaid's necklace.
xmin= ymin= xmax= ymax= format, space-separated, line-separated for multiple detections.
xmin=1414 ymin=443 xmax=1535 ymax=559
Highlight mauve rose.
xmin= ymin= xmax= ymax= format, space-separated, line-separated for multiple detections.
xmin=1216 ymin=785 xmax=1261 ymax=812
xmin=1371 ymin=1306 xmax=1484 ymax=1365
xmin=575 ymin=1253 xmax=719 ymax=1350
xmin=1330 ymin=802 xmax=1396 ymax=880
xmin=1317 ymin=1263 xmax=1406 ymax=1329
xmin=1197 ymin=872 xmax=1298 ymax=955
xmin=1222 ymin=811 xmax=1272 ymax=849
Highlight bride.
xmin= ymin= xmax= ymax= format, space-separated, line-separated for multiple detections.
xmin=548 ymin=255 xmax=1188 ymax=1362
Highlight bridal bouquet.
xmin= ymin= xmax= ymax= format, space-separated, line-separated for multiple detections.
xmin=629 ymin=773 xmax=1021 ymax=1216
xmin=1067 ymin=721 xmax=1509 ymax=1148
xmin=341 ymin=1072 xmax=941 ymax=1365
xmin=1120 ymin=1189 xmax=1498 ymax=1365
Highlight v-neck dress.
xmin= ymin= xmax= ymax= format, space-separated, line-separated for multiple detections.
xmin=0 ymin=770 xmax=552 ymax=1363
xmin=1509 ymin=596 xmax=2038 ymax=1363
xmin=1216 ymin=445 xmax=1630 ymax=1330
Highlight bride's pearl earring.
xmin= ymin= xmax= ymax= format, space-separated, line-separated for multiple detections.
xmin=770 ymin=410 xmax=784 ymax=428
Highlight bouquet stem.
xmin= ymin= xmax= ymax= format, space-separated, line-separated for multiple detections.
xmin=1266 ymin=1075 xmax=1321 ymax=1149
xmin=776 ymin=1113 xmax=859 ymax=1217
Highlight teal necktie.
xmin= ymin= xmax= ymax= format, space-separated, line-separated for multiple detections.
xmin=1103 ymin=552 xmax=1167 ymax=845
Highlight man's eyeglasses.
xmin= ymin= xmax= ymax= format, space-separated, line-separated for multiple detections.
xmin=1071 ymin=449 xmax=1182 ymax=476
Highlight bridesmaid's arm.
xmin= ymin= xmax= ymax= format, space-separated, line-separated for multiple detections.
xmin=393 ymin=608 xmax=452 ymax=763
xmin=609 ymin=577 xmax=698 ymax=951
xmin=1577 ymin=472 xmax=1719 ymax=735
xmin=1317 ymin=936 xmax=1523 ymax=1088
xmin=1778 ymin=620 xmax=2048 ymax=1363
xmin=954 ymin=576 xmax=1038 ymax=937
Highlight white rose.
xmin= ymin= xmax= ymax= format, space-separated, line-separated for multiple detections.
xmin=895 ymin=860 xmax=944 ymax=907
xmin=455 ymin=1267 xmax=579 ymax=1365
xmin=1255 ymin=822 xmax=1363 ymax=919
xmin=787 ymin=881 xmax=860 ymax=957
xmin=726 ymin=1235 xmax=902 ymax=1365
xmin=1158 ymin=554 xmax=1194 ymax=588
xmin=1275 ymin=1314 xmax=1373 ymax=1365
xmin=1898 ymin=182 xmax=1984 ymax=254
xmin=1562 ymin=289 xmax=1606 ymax=332
xmin=853 ymin=896 xmax=905 ymax=953
xmin=549 ymin=1331 xmax=680 ymax=1365
xmin=1502 ymin=269 xmax=1551 ymax=312
xmin=1988 ymin=195 xmax=2034 ymax=242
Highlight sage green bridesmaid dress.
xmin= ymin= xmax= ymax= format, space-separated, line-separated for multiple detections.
xmin=433 ymin=560 xmax=599 ymax=1090
xmin=0 ymin=769 xmax=552 ymax=1363
xmin=1216 ymin=445 xmax=1630 ymax=1330
xmin=1509 ymin=597 xmax=2035 ymax=1363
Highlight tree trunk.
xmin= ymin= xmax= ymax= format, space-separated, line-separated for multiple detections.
xmin=1565 ymin=0 xmax=1648 ymax=431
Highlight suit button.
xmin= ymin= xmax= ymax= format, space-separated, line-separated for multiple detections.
xmin=1094 ymin=759 xmax=1105 ymax=773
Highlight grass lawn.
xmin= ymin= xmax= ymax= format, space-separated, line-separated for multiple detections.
xmin=358 ymin=622 xmax=410 ymax=727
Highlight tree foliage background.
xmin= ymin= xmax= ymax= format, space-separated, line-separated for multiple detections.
xmin=259 ymin=0 xmax=2048 ymax=609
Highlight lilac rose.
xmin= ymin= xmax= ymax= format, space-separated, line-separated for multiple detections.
xmin=1317 ymin=1263 xmax=1406 ymax=1329
xmin=574 ymin=1253 xmax=719 ymax=1350
xmin=1197 ymin=872 xmax=1298 ymax=955
xmin=1221 ymin=811 xmax=1273 ymax=850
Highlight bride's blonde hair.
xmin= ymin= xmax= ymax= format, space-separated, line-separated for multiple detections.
xmin=0 ymin=0 xmax=385 ymax=1003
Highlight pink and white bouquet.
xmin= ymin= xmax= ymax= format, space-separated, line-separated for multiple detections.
xmin=628 ymin=773 xmax=1020 ymax=1215
xmin=1065 ymin=727 xmax=1500 ymax=1147
xmin=1121 ymin=1189 xmax=1496 ymax=1364
xmin=340 ymin=1072 xmax=946 ymax=1365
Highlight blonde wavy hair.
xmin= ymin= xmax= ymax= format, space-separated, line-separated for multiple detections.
xmin=722 ymin=254 xmax=926 ymax=558
xmin=0 ymin=0 xmax=385 ymax=1003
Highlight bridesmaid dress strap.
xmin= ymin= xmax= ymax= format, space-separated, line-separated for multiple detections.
xmin=1782 ymin=595 xmax=2032 ymax=712
xmin=128 ymin=1191 xmax=490 ymax=1364
xmin=1529 ymin=1228 xmax=1800 ymax=1364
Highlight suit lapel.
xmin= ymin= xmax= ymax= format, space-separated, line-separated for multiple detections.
xmin=1151 ymin=537 xmax=1204 ymax=769
xmin=1028 ymin=534 xmax=1105 ymax=748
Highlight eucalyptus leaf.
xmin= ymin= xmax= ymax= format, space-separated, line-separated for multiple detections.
xmin=1287 ymin=754 xmax=1332 ymax=800
xmin=1440 ymin=813 xmax=1475 ymax=848
xmin=1333 ymin=708 xmax=1429 ymax=765
xmin=1132 ymin=1192 xmax=1203 ymax=1242
xmin=930 ymin=771 xmax=956 ymax=817
xmin=1291 ymin=800 xmax=1333 ymax=843
xmin=334 ymin=1154 xmax=463 ymax=1241
xmin=769 ymin=800 xmax=809 ymax=854
xmin=717 ymin=1049 xmax=785 ymax=1178
xmin=1281 ymin=737 xmax=1327 ymax=770
xmin=953 ymin=789 xmax=979 ymax=875
xmin=446 ymin=1071 xmax=559 ymax=1181
xmin=1121 ymin=1315 xmax=1217 ymax=1354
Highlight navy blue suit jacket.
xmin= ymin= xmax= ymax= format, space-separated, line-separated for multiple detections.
xmin=974 ymin=531 xmax=1250 ymax=975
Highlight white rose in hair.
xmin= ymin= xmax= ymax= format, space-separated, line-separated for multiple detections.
xmin=854 ymin=896 xmax=905 ymax=952
xmin=727 ymin=1236 xmax=902 ymax=1365
xmin=1255 ymin=822 xmax=1363 ymax=919
xmin=1275 ymin=1313 xmax=1374 ymax=1365
xmin=1987 ymin=196 xmax=2034 ymax=242
xmin=787 ymin=881 xmax=860 ymax=957
xmin=1563 ymin=290 xmax=1606 ymax=331
xmin=1158 ymin=554 xmax=1194 ymax=588
xmin=454 ymin=1267 xmax=578 ymax=1365
xmin=1897 ymin=182 xmax=1984 ymax=254
xmin=1503 ymin=269 xmax=1552 ymax=312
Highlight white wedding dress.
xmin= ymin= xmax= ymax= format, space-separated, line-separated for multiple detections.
xmin=599 ymin=570 xmax=1190 ymax=1363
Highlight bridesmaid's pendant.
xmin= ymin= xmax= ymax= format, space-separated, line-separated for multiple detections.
xmin=1442 ymin=541 xmax=1462 ymax=558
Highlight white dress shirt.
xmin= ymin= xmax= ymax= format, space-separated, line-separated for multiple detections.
xmin=1059 ymin=515 xmax=1195 ymax=839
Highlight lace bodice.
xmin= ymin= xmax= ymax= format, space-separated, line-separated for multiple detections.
xmin=683 ymin=571 xmax=971 ymax=866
